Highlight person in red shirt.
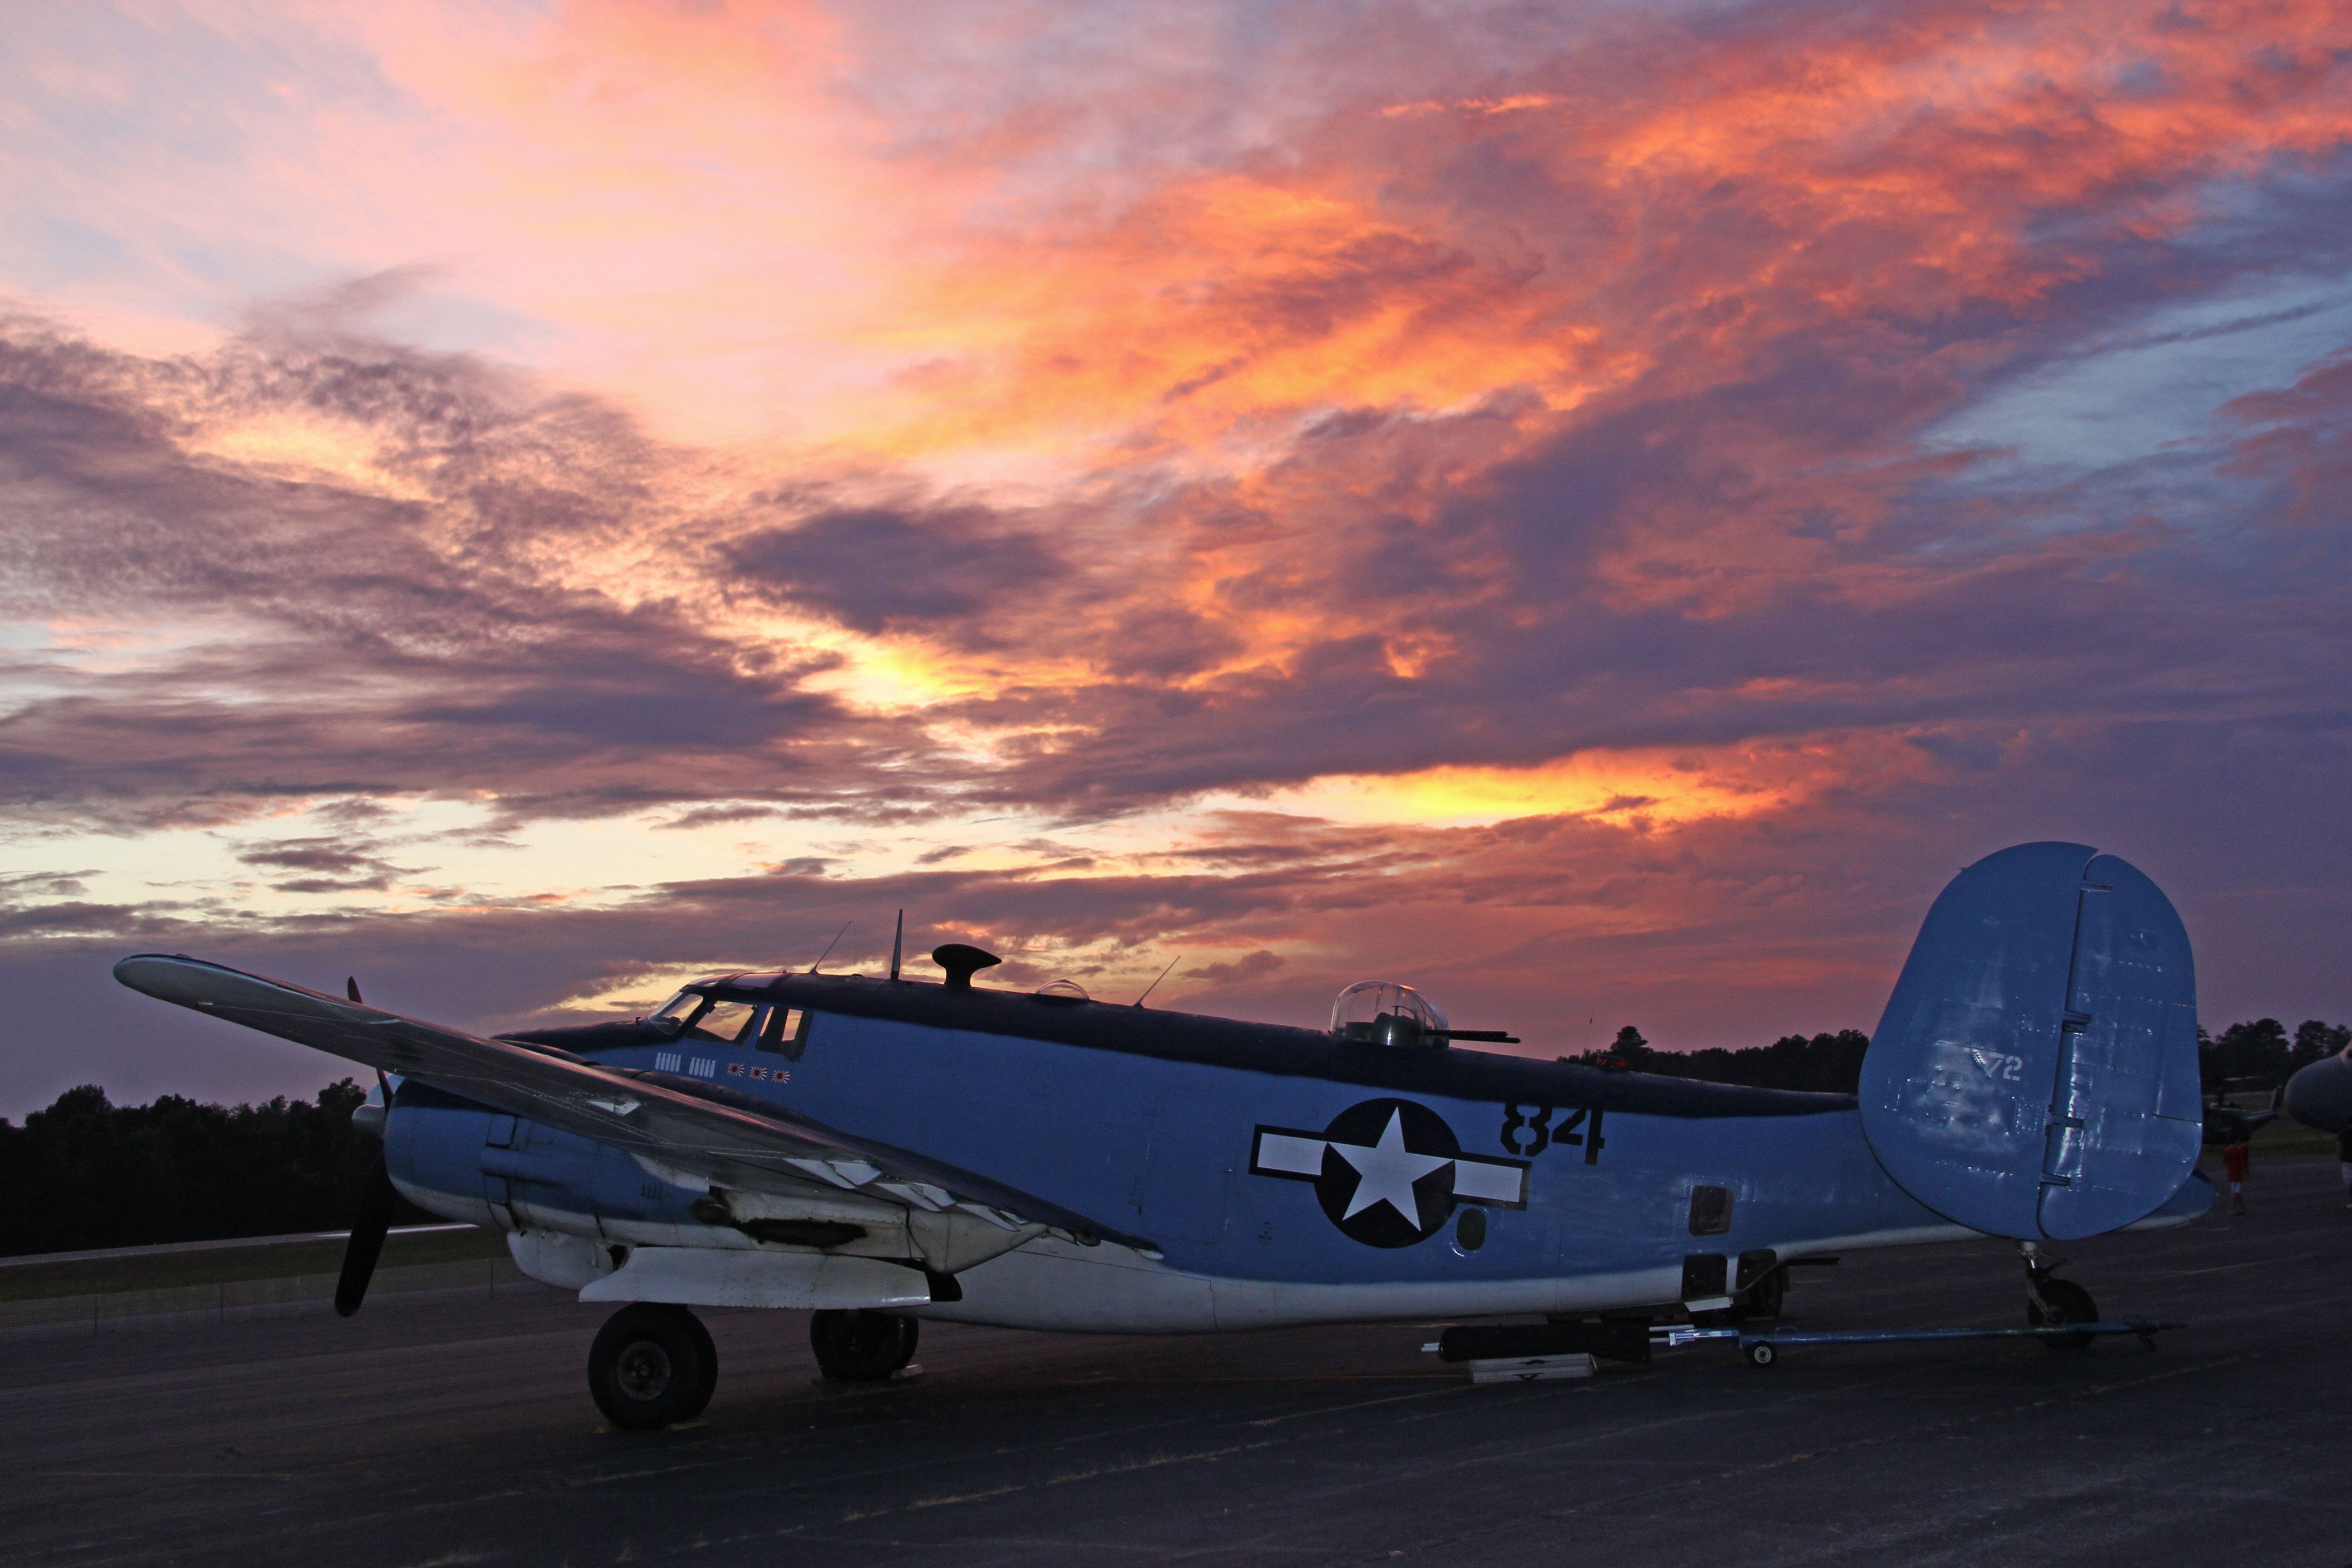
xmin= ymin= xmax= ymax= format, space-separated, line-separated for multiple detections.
xmin=2222 ymin=1141 xmax=2251 ymax=1215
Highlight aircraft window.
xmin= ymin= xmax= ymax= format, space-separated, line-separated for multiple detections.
xmin=683 ymin=1000 xmax=762 ymax=1047
xmin=757 ymin=1007 xmax=811 ymax=1058
xmin=647 ymin=992 xmax=699 ymax=1028
xmin=1688 ymin=1185 xmax=1735 ymax=1236
xmin=1329 ymin=980 xmax=1450 ymax=1048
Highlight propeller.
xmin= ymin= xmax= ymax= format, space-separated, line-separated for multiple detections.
xmin=334 ymin=1152 xmax=399 ymax=1318
xmin=334 ymin=973 xmax=397 ymax=1318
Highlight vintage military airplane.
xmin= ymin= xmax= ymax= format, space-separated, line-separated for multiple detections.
xmin=115 ymin=840 xmax=2211 ymax=1429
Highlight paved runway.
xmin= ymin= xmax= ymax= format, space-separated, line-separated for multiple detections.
xmin=6 ymin=1161 xmax=2349 ymax=1568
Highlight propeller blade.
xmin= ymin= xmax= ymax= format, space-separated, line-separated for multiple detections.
xmin=334 ymin=1152 xmax=398 ymax=1318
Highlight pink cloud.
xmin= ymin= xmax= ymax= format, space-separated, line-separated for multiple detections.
xmin=2 ymin=0 xmax=2349 ymax=1112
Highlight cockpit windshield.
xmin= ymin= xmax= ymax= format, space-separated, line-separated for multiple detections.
xmin=683 ymin=999 xmax=761 ymax=1046
xmin=648 ymin=992 xmax=764 ymax=1046
xmin=1329 ymin=980 xmax=1450 ymax=1048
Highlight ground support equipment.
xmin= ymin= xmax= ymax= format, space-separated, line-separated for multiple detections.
xmin=1654 ymin=1319 xmax=2179 ymax=1367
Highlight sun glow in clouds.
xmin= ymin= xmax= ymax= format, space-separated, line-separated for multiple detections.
xmin=1254 ymin=744 xmax=1882 ymax=831
xmin=1 ymin=0 xmax=2350 ymax=1113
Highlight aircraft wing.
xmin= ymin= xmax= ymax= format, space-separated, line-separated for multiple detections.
xmin=113 ymin=954 xmax=1150 ymax=1250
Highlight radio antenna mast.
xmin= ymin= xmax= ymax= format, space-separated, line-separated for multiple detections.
xmin=1131 ymin=954 xmax=1181 ymax=1008
xmin=808 ymin=920 xmax=853 ymax=974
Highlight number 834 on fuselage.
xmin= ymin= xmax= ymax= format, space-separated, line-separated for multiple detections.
xmin=114 ymin=841 xmax=2215 ymax=1430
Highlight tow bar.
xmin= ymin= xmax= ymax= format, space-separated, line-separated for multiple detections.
xmin=1654 ymin=1319 xmax=2179 ymax=1367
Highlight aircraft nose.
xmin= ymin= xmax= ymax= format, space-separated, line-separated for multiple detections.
xmin=2283 ymin=1052 xmax=2352 ymax=1132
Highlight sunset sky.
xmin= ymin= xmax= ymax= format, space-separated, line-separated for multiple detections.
xmin=4 ymin=0 xmax=2349 ymax=1117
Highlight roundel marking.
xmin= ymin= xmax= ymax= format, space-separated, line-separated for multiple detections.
xmin=1250 ymin=1097 xmax=1529 ymax=1248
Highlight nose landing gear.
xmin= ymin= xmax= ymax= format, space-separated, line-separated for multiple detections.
xmin=588 ymin=1303 xmax=718 ymax=1431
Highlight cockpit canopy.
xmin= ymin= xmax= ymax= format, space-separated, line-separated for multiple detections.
xmin=648 ymin=990 xmax=760 ymax=1046
xmin=1330 ymin=980 xmax=1450 ymax=1049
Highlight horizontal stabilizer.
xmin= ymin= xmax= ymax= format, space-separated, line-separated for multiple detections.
xmin=1859 ymin=843 xmax=2202 ymax=1240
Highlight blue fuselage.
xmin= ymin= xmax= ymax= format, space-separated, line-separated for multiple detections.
xmin=391 ymin=974 xmax=1977 ymax=1331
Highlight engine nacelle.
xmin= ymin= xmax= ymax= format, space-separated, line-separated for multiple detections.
xmin=2285 ymin=1047 xmax=2352 ymax=1134
xmin=382 ymin=1081 xmax=1045 ymax=1301
xmin=384 ymin=1081 xmax=710 ymax=1246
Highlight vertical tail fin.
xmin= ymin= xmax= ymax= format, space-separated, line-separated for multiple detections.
xmin=1859 ymin=842 xmax=2202 ymax=1240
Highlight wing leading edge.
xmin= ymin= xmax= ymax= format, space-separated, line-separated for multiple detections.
xmin=112 ymin=953 xmax=1151 ymax=1252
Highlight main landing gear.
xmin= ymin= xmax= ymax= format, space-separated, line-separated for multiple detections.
xmin=588 ymin=1303 xmax=718 ymax=1431
xmin=585 ymin=1305 xmax=922 ymax=1429
xmin=810 ymin=1308 xmax=921 ymax=1381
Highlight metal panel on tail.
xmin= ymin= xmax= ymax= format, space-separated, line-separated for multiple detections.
xmin=2037 ymin=853 xmax=2203 ymax=1236
xmin=1859 ymin=843 xmax=2202 ymax=1240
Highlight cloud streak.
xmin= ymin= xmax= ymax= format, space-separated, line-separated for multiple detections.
xmin=1 ymin=0 xmax=2348 ymax=1112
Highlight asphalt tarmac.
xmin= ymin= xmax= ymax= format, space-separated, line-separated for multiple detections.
xmin=6 ymin=1160 xmax=2349 ymax=1568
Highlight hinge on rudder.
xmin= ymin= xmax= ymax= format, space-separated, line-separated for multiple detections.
xmin=2041 ymin=1020 xmax=2090 ymax=1185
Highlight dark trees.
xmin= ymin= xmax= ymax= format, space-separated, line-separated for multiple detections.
xmin=1563 ymin=1029 xmax=1874 ymax=1093
xmin=0 ymin=1080 xmax=422 ymax=1257
xmin=1568 ymin=1017 xmax=2346 ymax=1098
xmin=2201 ymin=1018 xmax=2348 ymax=1088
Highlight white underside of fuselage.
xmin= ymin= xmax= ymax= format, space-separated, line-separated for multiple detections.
xmin=394 ymin=1171 xmax=2061 ymax=1335
xmin=919 ymin=1223 xmax=2017 ymax=1333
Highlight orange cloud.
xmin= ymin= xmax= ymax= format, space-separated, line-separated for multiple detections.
xmin=4 ymin=0 xmax=2350 ymax=1093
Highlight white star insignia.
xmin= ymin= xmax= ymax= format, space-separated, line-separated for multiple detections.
xmin=1332 ymin=1108 xmax=1452 ymax=1222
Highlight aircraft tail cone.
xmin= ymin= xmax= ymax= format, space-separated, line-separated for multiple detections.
xmin=335 ymin=1152 xmax=399 ymax=1318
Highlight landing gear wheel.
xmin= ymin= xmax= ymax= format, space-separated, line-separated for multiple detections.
xmin=1728 ymin=1268 xmax=1787 ymax=1323
xmin=1743 ymin=1340 xmax=1778 ymax=1367
xmin=810 ymin=1309 xmax=919 ymax=1381
xmin=2028 ymin=1277 xmax=2098 ymax=1352
xmin=588 ymin=1303 xmax=717 ymax=1430
xmin=684 ymin=1309 xmax=719 ymax=1411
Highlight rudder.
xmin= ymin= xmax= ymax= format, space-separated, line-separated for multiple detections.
xmin=1859 ymin=842 xmax=2201 ymax=1241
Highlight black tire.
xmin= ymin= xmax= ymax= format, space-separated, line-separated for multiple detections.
xmin=810 ymin=1309 xmax=920 ymax=1381
xmin=2028 ymin=1277 xmax=2098 ymax=1351
xmin=1744 ymin=1340 xmax=1778 ymax=1367
xmin=1728 ymin=1268 xmax=1787 ymax=1323
xmin=588 ymin=1304 xmax=716 ymax=1430
xmin=683 ymin=1308 xmax=720 ymax=1412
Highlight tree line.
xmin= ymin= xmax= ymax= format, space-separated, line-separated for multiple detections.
xmin=0 ymin=1080 xmax=426 ymax=1258
xmin=5 ymin=1014 xmax=2346 ymax=1255
xmin=1563 ymin=1016 xmax=2348 ymax=1095
xmin=2196 ymin=1018 xmax=2350 ymax=1087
